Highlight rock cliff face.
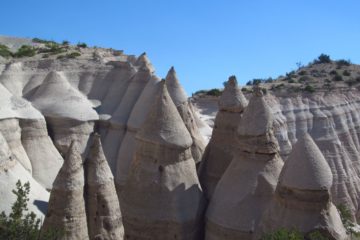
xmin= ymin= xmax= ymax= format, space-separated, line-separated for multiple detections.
xmin=0 ymin=38 xmax=206 ymax=219
xmin=194 ymin=88 xmax=360 ymax=221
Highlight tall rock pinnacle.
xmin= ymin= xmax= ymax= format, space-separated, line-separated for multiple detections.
xmin=205 ymin=89 xmax=283 ymax=240
xmin=165 ymin=67 xmax=206 ymax=164
xmin=42 ymin=141 xmax=89 ymax=240
xmin=199 ymin=76 xmax=248 ymax=199
xmin=85 ymin=133 xmax=124 ymax=239
xmin=120 ymin=80 xmax=205 ymax=239
xmin=257 ymin=133 xmax=347 ymax=240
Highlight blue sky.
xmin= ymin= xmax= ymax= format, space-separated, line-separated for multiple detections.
xmin=1 ymin=0 xmax=360 ymax=94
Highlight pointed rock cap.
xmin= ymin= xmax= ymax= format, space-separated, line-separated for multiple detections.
xmin=52 ymin=140 xmax=84 ymax=190
xmin=135 ymin=52 xmax=155 ymax=72
xmin=219 ymin=76 xmax=248 ymax=112
xmin=137 ymin=80 xmax=193 ymax=149
xmin=165 ymin=66 xmax=188 ymax=106
xmin=280 ymin=133 xmax=333 ymax=190
xmin=31 ymin=71 xmax=98 ymax=121
xmin=86 ymin=133 xmax=114 ymax=185
xmin=237 ymin=86 xmax=273 ymax=136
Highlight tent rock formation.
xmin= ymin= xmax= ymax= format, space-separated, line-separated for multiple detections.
xmin=199 ymin=76 xmax=248 ymax=199
xmin=120 ymin=80 xmax=205 ymax=239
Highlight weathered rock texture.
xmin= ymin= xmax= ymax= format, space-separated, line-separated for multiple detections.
xmin=257 ymin=133 xmax=347 ymax=240
xmin=205 ymin=88 xmax=284 ymax=240
xmin=194 ymin=89 xmax=360 ymax=221
xmin=165 ymin=67 xmax=206 ymax=164
xmin=115 ymin=75 xmax=161 ymax=191
xmin=20 ymin=118 xmax=63 ymax=190
xmin=120 ymin=81 xmax=205 ymax=240
xmin=199 ymin=76 xmax=248 ymax=200
xmin=42 ymin=141 xmax=89 ymax=239
xmin=85 ymin=133 xmax=124 ymax=240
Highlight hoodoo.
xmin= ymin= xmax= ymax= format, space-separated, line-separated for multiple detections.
xmin=104 ymin=63 xmax=152 ymax=173
xmin=29 ymin=71 xmax=98 ymax=155
xmin=115 ymin=75 xmax=161 ymax=193
xmin=42 ymin=141 xmax=89 ymax=240
xmin=205 ymin=86 xmax=283 ymax=240
xmin=165 ymin=66 xmax=206 ymax=164
xmin=257 ymin=133 xmax=347 ymax=240
xmin=199 ymin=76 xmax=248 ymax=199
xmin=85 ymin=133 xmax=124 ymax=240
xmin=120 ymin=80 xmax=205 ymax=239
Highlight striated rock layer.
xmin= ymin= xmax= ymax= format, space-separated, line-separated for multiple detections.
xmin=42 ymin=141 xmax=89 ymax=239
xmin=205 ymin=88 xmax=284 ymax=240
xmin=199 ymin=76 xmax=248 ymax=200
xmin=194 ymin=89 xmax=360 ymax=221
xmin=120 ymin=81 xmax=205 ymax=240
xmin=85 ymin=133 xmax=124 ymax=240
xmin=257 ymin=133 xmax=347 ymax=240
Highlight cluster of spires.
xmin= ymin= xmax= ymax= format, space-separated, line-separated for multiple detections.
xmin=43 ymin=72 xmax=348 ymax=239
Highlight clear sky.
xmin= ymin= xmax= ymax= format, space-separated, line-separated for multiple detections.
xmin=1 ymin=0 xmax=359 ymax=94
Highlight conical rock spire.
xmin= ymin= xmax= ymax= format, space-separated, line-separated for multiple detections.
xmin=42 ymin=141 xmax=89 ymax=240
xmin=281 ymin=133 xmax=333 ymax=190
xmin=165 ymin=67 xmax=206 ymax=164
xmin=121 ymin=80 xmax=205 ymax=239
xmin=165 ymin=66 xmax=188 ymax=106
xmin=137 ymin=80 xmax=192 ymax=148
xmin=218 ymin=76 xmax=248 ymax=112
xmin=135 ymin=52 xmax=155 ymax=73
xmin=257 ymin=134 xmax=347 ymax=240
xmin=199 ymin=76 xmax=248 ymax=199
xmin=85 ymin=133 xmax=124 ymax=239
xmin=205 ymin=90 xmax=283 ymax=240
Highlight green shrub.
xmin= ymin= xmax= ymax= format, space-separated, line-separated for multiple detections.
xmin=66 ymin=52 xmax=81 ymax=59
xmin=261 ymin=228 xmax=330 ymax=240
xmin=13 ymin=45 xmax=36 ymax=58
xmin=343 ymin=70 xmax=351 ymax=76
xmin=207 ymin=88 xmax=222 ymax=96
xmin=336 ymin=59 xmax=351 ymax=68
xmin=57 ymin=52 xmax=81 ymax=60
xmin=0 ymin=44 xmax=13 ymax=58
xmin=62 ymin=40 xmax=69 ymax=46
xmin=304 ymin=85 xmax=315 ymax=93
xmin=0 ymin=181 xmax=40 ymax=239
xmin=332 ymin=74 xmax=343 ymax=81
xmin=194 ymin=90 xmax=207 ymax=95
xmin=314 ymin=54 xmax=331 ymax=64
xmin=298 ymin=76 xmax=312 ymax=82
xmin=261 ymin=228 xmax=303 ymax=240
xmin=330 ymin=70 xmax=337 ymax=75
xmin=298 ymin=70 xmax=307 ymax=76
xmin=77 ymin=42 xmax=87 ymax=48
xmin=39 ymin=42 xmax=66 ymax=55
xmin=0 ymin=180 xmax=63 ymax=239
xmin=288 ymin=78 xmax=296 ymax=83
xmin=32 ymin=38 xmax=57 ymax=45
